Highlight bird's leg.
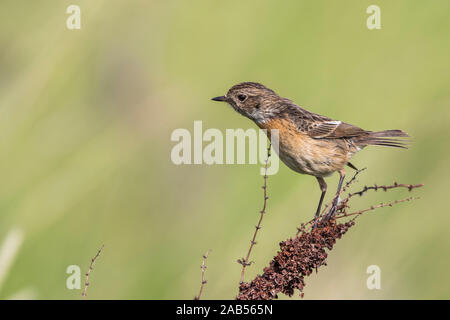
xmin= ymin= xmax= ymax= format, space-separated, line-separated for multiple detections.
xmin=325 ymin=169 xmax=346 ymax=222
xmin=312 ymin=177 xmax=327 ymax=229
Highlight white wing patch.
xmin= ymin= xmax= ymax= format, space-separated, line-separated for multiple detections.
xmin=309 ymin=120 xmax=342 ymax=138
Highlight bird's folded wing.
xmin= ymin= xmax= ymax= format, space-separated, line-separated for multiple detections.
xmin=306 ymin=120 xmax=367 ymax=139
xmin=284 ymin=101 xmax=367 ymax=139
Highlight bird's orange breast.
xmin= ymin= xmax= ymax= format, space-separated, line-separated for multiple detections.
xmin=257 ymin=118 xmax=309 ymax=152
xmin=257 ymin=118 xmax=349 ymax=177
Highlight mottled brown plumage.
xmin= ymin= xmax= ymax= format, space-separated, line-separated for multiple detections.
xmin=212 ymin=82 xmax=409 ymax=223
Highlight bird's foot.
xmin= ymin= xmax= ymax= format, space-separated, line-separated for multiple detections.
xmin=319 ymin=196 xmax=341 ymax=226
xmin=312 ymin=218 xmax=319 ymax=230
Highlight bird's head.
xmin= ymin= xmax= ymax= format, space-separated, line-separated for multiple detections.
xmin=212 ymin=82 xmax=280 ymax=123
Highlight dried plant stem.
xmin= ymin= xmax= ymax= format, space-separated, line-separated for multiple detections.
xmin=336 ymin=196 xmax=419 ymax=220
xmin=238 ymin=181 xmax=422 ymax=300
xmin=237 ymin=221 xmax=354 ymax=300
xmin=347 ymin=182 xmax=424 ymax=199
xmin=238 ymin=145 xmax=271 ymax=284
xmin=337 ymin=182 xmax=423 ymax=214
xmin=343 ymin=167 xmax=367 ymax=192
xmin=82 ymin=244 xmax=104 ymax=299
xmin=237 ymin=165 xmax=424 ymax=299
xmin=194 ymin=249 xmax=211 ymax=300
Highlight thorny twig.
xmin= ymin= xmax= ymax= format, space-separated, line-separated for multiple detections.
xmin=336 ymin=196 xmax=419 ymax=220
xmin=347 ymin=182 xmax=424 ymax=198
xmin=237 ymin=169 xmax=423 ymax=300
xmin=343 ymin=167 xmax=367 ymax=192
xmin=237 ymin=144 xmax=271 ymax=284
xmin=338 ymin=182 xmax=424 ymax=213
xmin=315 ymin=181 xmax=423 ymax=232
xmin=82 ymin=244 xmax=104 ymax=299
xmin=194 ymin=249 xmax=211 ymax=300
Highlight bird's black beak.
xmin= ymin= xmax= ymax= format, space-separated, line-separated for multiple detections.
xmin=211 ymin=96 xmax=227 ymax=102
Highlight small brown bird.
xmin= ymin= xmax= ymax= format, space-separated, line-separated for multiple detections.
xmin=212 ymin=82 xmax=408 ymax=223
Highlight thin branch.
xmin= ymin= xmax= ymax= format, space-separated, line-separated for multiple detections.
xmin=347 ymin=182 xmax=424 ymax=198
xmin=336 ymin=196 xmax=419 ymax=220
xmin=194 ymin=249 xmax=211 ymax=300
xmin=342 ymin=167 xmax=367 ymax=192
xmin=237 ymin=144 xmax=271 ymax=284
xmin=82 ymin=244 xmax=104 ymax=299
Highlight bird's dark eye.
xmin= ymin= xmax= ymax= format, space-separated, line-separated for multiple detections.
xmin=237 ymin=94 xmax=247 ymax=102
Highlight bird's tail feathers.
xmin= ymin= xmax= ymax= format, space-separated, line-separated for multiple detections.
xmin=358 ymin=130 xmax=410 ymax=149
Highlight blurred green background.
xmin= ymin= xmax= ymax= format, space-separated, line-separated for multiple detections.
xmin=0 ymin=0 xmax=449 ymax=299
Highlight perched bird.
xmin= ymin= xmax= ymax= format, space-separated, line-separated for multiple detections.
xmin=212 ymin=82 xmax=408 ymax=223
